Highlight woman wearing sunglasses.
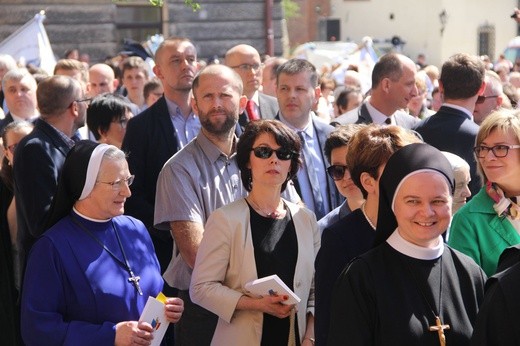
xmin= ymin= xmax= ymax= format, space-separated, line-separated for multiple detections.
xmin=191 ymin=119 xmax=319 ymax=346
xmin=318 ymin=124 xmax=365 ymax=233
xmin=449 ymin=109 xmax=520 ymax=276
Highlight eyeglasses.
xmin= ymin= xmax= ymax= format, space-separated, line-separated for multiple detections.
xmin=476 ymin=95 xmax=499 ymax=104
xmin=70 ymin=97 xmax=92 ymax=108
xmin=251 ymin=146 xmax=294 ymax=160
xmin=96 ymin=175 xmax=135 ymax=190
xmin=230 ymin=63 xmax=263 ymax=72
xmin=327 ymin=165 xmax=349 ymax=181
xmin=473 ymin=144 xmax=520 ymax=158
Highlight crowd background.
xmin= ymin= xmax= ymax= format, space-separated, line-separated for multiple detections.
xmin=1 ymin=10 xmax=520 ymax=345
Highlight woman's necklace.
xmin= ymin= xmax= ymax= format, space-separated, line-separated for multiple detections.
xmin=361 ymin=202 xmax=376 ymax=230
xmin=71 ymin=217 xmax=143 ymax=295
xmin=401 ymin=255 xmax=449 ymax=346
xmin=246 ymin=196 xmax=285 ymax=219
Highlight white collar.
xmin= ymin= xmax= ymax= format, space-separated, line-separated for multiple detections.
xmin=73 ymin=206 xmax=111 ymax=223
xmin=278 ymin=112 xmax=313 ymax=136
xmin=441 ymin=103 xmax=474 ymax=120
xmin=386 ymin=229 xmax=444 ymax=260
xmin=366 ymin=98 xmax=394 ymax=124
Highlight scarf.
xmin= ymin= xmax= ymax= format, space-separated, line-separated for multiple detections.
xmin=485 ymin=181 xmax=520 ymax=220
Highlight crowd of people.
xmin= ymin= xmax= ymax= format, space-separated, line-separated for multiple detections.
xmin=1 ymin=23 xmax=520 ymax=346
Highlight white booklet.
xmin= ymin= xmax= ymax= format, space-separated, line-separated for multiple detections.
xmin=245 ymin=274 xmax=301 ymax=305
xmin=139 ymin=293 xmax=169 ymax=346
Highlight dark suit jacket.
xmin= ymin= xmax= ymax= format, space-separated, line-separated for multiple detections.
xmin=14 ymin=118 xmax=72 ymax=261
xmin=414 ymin=105 xmax=481 ymax=196
xmin=277 ymin=114 xmax=342 ymax=214
xmin=121 ymin=96 xmax=181 ymax=273
xmin=238 ymin=92 xmax=279 ymax=130
xmin=0 ymin=113 xmax=14 ymax=134
xmin=315 ymin=209 xmax=375 ymax=346
xmin=336 ymin=102 xmax=419 ymax=130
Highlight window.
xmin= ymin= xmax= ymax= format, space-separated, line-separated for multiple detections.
xmin=115 ymin=1 xmax=162 ymax=43
xmin=478 ymin=25 xmax=495 ymax=61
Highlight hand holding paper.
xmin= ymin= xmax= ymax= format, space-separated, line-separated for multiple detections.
xmin=164 ymin=297 xmax=184 ymax=323
xmin=245 ymin=274 xmax=300 ymax=306
xmin=138 ymin=293 xmax=170 ymax=346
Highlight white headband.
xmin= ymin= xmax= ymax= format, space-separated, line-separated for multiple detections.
xmin=391 ymin=169 xmax=451 ymax=212
xmin=79 ymin=144 xmax=112 ymax=200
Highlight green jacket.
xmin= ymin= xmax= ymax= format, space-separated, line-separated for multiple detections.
xmin=449 ymin=188 xmax=520 ymax=276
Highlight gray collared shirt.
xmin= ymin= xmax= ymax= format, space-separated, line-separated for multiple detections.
xmin=154 ymin=131 xmax=244 ymax=289
xmin=154 ymin=129 xmax=301 ymax=289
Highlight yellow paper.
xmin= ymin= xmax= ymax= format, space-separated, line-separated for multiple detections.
xmin=156 ymin=292 xmax=167 ymax=303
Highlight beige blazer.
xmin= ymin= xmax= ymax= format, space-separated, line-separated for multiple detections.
xmin=190 ymin=198 xmax=320 ymax=345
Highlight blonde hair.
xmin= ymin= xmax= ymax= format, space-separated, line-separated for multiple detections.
xmin=476 ymin=108 xmax=520 ymax=183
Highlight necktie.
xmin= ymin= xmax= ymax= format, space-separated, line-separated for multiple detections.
xmin=245 ymin=100 xmax=259 ymax=121
xmin=298 ymin=132 xmax=325 ymax=219
xmin=384 ymin=117 xmax=392 ymax=125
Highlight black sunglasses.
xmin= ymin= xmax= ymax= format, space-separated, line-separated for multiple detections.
xmin=327 ymin=165 xmax=348 ymax=180
xmin=251 ymin=146 xmax=294 ymax=160
xmin=476 ymin=95 xmax=499 ymax=104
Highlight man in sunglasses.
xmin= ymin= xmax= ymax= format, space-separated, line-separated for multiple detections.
xmin=473 ymin=70 xmax=504 ymax=125
xmin=415 ymin=53 xmax=486 ymax=197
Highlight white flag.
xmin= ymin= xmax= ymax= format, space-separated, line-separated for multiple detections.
xmin=0 ymin=11 xmax=56 ymax=75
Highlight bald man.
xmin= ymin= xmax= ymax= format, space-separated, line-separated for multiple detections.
xmin=334 ymin=53 xmax=419 ymax=129
xmin=225 ymin=44 xmax=278 ymax=129
xmin=473 ymin=70 xmax=504 ymax=125
xmin=88 ymin=63 xmax=119 ymax=97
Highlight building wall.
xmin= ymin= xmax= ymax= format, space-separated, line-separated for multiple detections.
xmin=330 ymin=0 xmax=517 ymax=67
xmin=286 ymin=0 xmax=331 ymax=49
xmin=0 ymin=0 xmax=286 ymax=64
xmin=169 ymin=0 xmax=285 ymax=59
xmin=0 ymin=0 xmax=117 ymax=63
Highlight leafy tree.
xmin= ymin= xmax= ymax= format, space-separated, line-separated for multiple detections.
xmin=282 ymin=0 xmax=300 ymax=19
xmin=114 ymin=0 xmax=201 ymax=11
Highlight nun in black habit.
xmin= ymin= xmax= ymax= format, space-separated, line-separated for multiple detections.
xmin=327 ymin=143 xmax=486 ymax=346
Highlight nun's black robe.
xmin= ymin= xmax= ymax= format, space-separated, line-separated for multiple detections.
xmin=328 ymin=242 xmax=486 ymax=345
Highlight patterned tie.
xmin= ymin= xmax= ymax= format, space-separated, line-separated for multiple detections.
xmin=246 ymin=100 xmax=259 ymax=121
xmin=298 ymin=131 xmax=325 ymax=219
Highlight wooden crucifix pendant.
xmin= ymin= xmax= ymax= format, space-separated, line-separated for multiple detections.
xmin=128 ymin=271 xmax=143 ymax=296
xmin=429 ymin=316 xmax=450 ymax=346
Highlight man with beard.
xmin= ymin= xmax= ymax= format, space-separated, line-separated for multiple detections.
xmin=121 ymin=37 xmax=201 ymax=278
xmin=154 ymin=64 xmax=246 ymax=345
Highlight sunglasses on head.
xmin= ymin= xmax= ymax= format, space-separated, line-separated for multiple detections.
xmin=251 ymin=146 xmax=294 ymax=160
xmin=476 ymin=95 xmax=499 ymax=104
xmin=327 ymin=165 xmax=348 ymax=180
